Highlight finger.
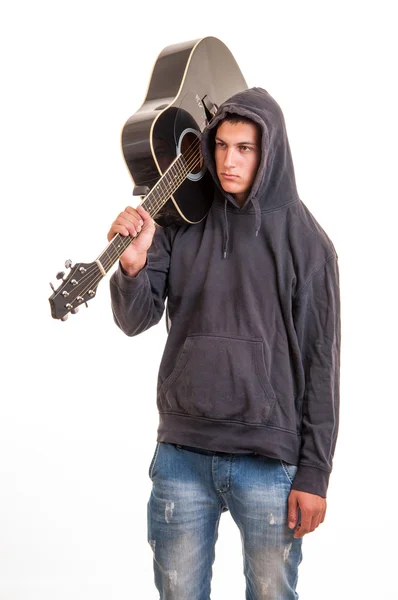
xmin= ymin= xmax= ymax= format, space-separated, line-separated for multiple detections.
xmin=107 ymin=223 xmax=130 ymax=242
xmin=122 ymin=207 xmax=144 ymax=226
xmin=293 ymin=526 xmax=303 ymax=539
xmin=107 ymin=221 xmax=138 ymax=242
xmin=136 ymin=204 xmax=154 ymax=225
xmin=122 ymin=206 xmax=155 ymax=237
xmin=118 ymin=213 xmax=145 ymax=237
xmin=124 ymin=205 xmax=144 ymax=225
xmin=293 ymin=515 xmax=313 ymax=538
xmin=321 ymin=504 xmax=327 ymax=523
xmin=287 ymin=494 xmax=298 ymax=530
xmin=312 ymin=514 xmax=322 ymax=531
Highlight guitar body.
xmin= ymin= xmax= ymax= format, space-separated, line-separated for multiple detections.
xmin=121 ymin=37 xmax=248 ymax=226
xmin=49 ymin=37 xmax=248 ymax=320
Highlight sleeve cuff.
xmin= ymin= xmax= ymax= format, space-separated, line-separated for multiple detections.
xmin=291 ymin=464 xmax=330 ymax=498
xmin=111 ymin=261 xmax=148 ymax=294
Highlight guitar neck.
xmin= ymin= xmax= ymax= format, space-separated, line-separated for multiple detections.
xmin=96 ymin=151 xmax=192 ymax=276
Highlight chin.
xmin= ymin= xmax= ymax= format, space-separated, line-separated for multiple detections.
xmin=221 ymin=182 xmax=240 ymax=194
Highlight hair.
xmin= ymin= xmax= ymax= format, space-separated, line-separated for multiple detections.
xmin=218 ymin=113 xmax=254 ymax=127
xmin=213 ymin=113 xmax=261 ymax=150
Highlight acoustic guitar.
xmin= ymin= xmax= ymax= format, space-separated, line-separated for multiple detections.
xmin=49 ymin=36 xmax=247 ymax=320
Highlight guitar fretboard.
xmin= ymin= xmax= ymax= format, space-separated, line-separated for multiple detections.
xmin=96 ymin=149 xmax=198 ymax=275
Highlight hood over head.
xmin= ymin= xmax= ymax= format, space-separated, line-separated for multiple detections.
xmin=201 ymin=87 xmax=300 ymax=212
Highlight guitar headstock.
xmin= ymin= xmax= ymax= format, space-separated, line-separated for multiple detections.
xmin=49 ymin=259 xmax=101 ymax=320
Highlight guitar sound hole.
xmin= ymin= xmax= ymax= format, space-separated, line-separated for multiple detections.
xmin=180 ymin=132 xmax=203 ymax=175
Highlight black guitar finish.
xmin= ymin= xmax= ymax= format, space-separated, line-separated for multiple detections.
xmin=121 ymin=36 xmax=248 ymax=226
xmin=49 ymin=37 xmax=247 ymax=320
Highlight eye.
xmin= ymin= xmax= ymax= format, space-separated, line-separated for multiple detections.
xmin=215 ymin=141 xmax=225 ymax=148
xmin=239 ymin=145 xmax=251 ymax=152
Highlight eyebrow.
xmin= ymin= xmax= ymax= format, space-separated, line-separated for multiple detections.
xmin=215 ymin=136 xmax=258 ymax=146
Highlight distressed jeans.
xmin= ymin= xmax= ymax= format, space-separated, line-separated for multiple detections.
xmin=147 ymin=442 xmax=302 ymax=599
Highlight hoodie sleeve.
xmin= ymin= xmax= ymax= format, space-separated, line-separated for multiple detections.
xmin=109 ymin=225 xmax=172 ymax=336
xmin=291 ymin=255 xmax=341 ymax=497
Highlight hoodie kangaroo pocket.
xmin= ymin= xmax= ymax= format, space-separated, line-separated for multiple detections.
xmin=159 ymin=334 xmax=276 ymax=424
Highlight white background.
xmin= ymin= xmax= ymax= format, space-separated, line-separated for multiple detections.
xmin=1 ymin=1 xmax=397 ymax=598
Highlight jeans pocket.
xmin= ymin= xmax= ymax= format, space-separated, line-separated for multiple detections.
xmin=280 ymin=460 xmax=298 ymax=484
xmin=148 ymin=443 xmax=160 ymax=480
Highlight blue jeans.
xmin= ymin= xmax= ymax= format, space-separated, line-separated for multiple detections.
xmin=147 ymin=442 xmax=302 ymax=599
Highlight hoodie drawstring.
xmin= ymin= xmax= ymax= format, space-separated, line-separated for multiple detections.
xmin=223 ymin=198 xmax=229 ymax=259
xmin=252 ymin=196 xmax=262 ymax=237
xmin=223 ymin=196 xmax=262 ymax=258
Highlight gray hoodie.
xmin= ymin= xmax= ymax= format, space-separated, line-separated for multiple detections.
xmin=110 ymin=87 xmax=340 ymax=498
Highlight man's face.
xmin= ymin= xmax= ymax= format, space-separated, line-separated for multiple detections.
xmin=214 ymin=120 xmax=261 ymax=206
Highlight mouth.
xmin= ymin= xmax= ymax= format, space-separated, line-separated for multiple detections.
xmin=220 ymin=173 xmax=238 ymax=180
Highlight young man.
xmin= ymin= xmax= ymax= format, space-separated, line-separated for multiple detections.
xmin=108 ymin=87 xmax=340 ymax=599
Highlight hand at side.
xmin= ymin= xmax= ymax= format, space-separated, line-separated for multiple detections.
xmin=287 ymin=490 xmax=327 ymax=538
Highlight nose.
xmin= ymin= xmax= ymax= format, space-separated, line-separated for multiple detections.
xmin=224 ymin=147 xmax=235 ymax=169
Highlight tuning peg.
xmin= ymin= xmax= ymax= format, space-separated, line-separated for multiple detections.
xmin=65 ymin=259 xmax=72 ymax=269
xmin=56 ymin=271 xmax=65 ymax=280
xmin=71 ymin=307 xmax=79 ymax=314
xmin=61 ymin=314 xmax=68 ymax=321
xmin=50 ymin=282 xmax=55 ymax=292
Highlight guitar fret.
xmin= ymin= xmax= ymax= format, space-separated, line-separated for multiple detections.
xmin=141 ymin=153 xmax=188 ymax=219
xmin=97 ymin=235 xmax=131 ymax=274
xmin=49 ymin=36 xmax=249 ymax=320
xmin=96 ymin=154 xmax=194 ymax=275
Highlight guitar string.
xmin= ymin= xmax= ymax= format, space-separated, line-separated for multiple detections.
xmin=117 ymin=136 xmax=201 ymax=221
xmin=138 ymin=136 xmax=202 ymax=217
xmin=77 ymin=144 xmax=202 ymax=298
xmin=97 ymin=140 xmax=202 ymax=276
xmin=99 ymin=137 xmax=202 ymax=270
xmin=54 ymin=136 xmax=204 ymax=313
